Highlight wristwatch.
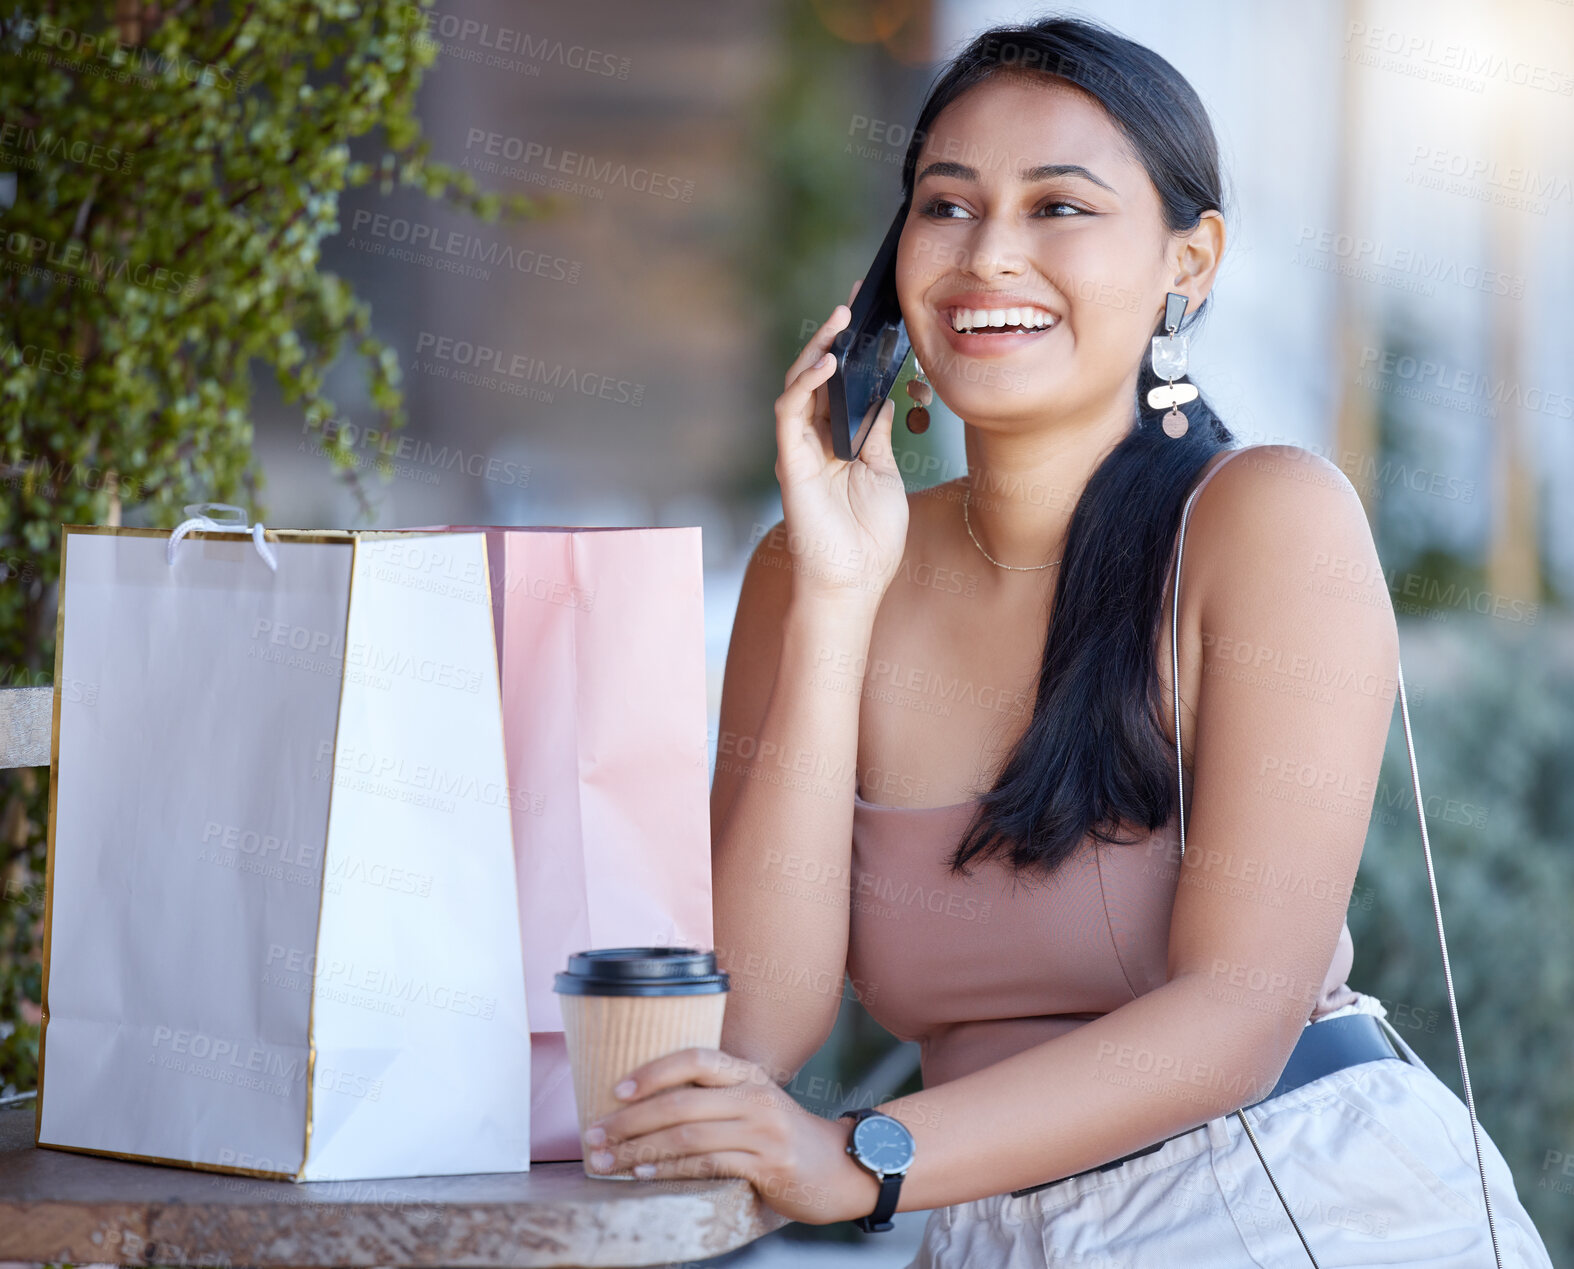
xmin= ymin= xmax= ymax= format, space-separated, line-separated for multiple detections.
xmin=839 ymin=1108 xmax=916 ymax=1231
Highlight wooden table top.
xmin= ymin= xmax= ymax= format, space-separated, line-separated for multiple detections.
xmin=0 ymin=1105 xmax=789 ymax=1267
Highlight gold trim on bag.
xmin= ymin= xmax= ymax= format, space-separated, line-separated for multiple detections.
xmin=36 ymin=1138 xmax=297 ymax=1181
xmin=56 ymin=523 xmax=359 ymax=545
xmin=34 ymin=524 xmax=71 ymax=1145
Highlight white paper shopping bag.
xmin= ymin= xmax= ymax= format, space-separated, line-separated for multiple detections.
xmin=37 ymin=520 xmax=532 ymax=1181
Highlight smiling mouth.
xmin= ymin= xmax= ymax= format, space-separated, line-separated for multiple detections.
xmin=946 ymin=306 xmax=1058 ymax=334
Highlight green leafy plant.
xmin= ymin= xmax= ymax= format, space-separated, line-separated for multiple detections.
xmin=0 ymin=0 xmax=546 ymax=1095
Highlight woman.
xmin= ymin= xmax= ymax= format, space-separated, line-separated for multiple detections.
xmin=579 ymin=16 xmax=1556 ymax=1267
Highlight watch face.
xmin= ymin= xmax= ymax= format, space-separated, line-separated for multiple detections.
xmin=853 ymin=1114 xmax=915 ymax=1172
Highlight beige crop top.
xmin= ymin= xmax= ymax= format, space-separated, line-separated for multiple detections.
xmin=846 ymin=446 xmax=1359 ymax=1087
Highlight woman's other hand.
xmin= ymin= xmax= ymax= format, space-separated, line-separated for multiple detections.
xmin=581 ymin=1046 xmax=882 ymax=1226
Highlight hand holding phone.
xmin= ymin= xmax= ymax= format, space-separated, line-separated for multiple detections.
xmin=772 ymin=276 xmax=909 ymax=609
xmin=827 ymin=205 xmax=913 ymax=461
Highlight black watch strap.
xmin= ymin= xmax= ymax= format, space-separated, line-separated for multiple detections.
xmin=841 ymin=1108 xmax=908 ymax=1233
xmin=855 ymin=1170 xmax=903 ymax=1232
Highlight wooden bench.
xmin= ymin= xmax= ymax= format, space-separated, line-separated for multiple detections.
xmin=0 ymin=685 xmax=792 ymax=1266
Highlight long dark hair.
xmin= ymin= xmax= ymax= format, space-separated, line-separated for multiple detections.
xmin=896 ymin=17 xmax=1237 ymax=880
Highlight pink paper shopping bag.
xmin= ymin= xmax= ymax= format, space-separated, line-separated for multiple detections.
xmin=417 ymin=526 xmax=714 ymax=1160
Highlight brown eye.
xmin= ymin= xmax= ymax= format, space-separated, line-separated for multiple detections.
xmin=919 ymin=198 xmax=970 ymax=220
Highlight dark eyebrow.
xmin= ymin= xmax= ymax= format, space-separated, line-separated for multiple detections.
xmin=915 ymin=160 xmax=1116 ymax=193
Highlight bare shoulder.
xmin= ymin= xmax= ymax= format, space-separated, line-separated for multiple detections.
xmin=1185 ymin=443 xmax=1397 ymax=649
xmin=732 ymin=516 xmax=797 ymax=621
xmin=711 ymin=517 xmax=798 ymax=832
xmin=719 ymin=517 xmax=800 ymax=714
xmin=1186 ymin=443 xmax=1373 ymax=560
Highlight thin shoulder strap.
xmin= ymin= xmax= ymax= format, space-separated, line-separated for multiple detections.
xmin=1165 ymin=443 xmax=1506 ymax=1268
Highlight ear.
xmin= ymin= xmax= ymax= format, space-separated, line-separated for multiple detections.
xmin=1168 ymin=208 xmax=1225 ymax=316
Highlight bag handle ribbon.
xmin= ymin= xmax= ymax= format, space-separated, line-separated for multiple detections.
xmin=166 ymin=502 xmax=278 ymax=572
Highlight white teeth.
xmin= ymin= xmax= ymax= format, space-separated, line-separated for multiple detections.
xmin=948 ymin=306 xmax=1056 ymax=333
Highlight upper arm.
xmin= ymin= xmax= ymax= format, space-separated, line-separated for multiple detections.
xmin=1167 ymin=445 xmax=1400 ymax=1075
xmin=711 ymin=520 xmax=795 ymax=845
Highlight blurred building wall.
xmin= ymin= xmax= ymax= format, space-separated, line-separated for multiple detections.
xmin=254 ymin=0 xmax=780 ymax=565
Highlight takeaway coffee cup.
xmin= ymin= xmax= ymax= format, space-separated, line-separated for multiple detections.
xmin=553 ymin=946 xmax=730 ymax=1180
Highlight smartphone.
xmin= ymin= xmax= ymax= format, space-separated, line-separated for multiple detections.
xmin=827 ymin=204 xmax=912 ymax=461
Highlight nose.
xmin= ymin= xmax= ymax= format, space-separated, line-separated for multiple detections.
xmin=959 ymin=213 xmax=1028 ymax=282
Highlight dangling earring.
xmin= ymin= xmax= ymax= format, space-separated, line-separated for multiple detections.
xmin=905 ymin=358 xmax=932 ymax=434
xmin=1147 ymin=291 xmax=1198 ymax=438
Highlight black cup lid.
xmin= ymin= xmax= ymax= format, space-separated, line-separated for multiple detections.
xmin=553 ymin=946 xmax=730 ymax=996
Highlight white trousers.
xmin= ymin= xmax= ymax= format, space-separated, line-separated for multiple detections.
xmin=908 ymin=994 xmax=1555 ymax=1268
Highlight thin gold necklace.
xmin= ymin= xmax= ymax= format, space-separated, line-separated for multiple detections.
xmin=963 ymin=483 xmax=1063 ymax=572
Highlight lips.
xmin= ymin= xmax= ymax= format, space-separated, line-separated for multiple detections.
xmin=933 ymin=296 xmax=1060 ymax=359
xmin=945 ymin=305 xmax=1057 ymax=334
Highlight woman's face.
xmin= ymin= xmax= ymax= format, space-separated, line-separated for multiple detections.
xmin=896 ymin=72 xmax=1217 ymax=431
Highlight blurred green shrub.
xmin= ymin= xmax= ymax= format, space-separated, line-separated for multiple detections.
xmin=1350 ymin=615 xmax=1574 ymax=1259
xmin=0 ymin=0 xmax=544 ymax=1095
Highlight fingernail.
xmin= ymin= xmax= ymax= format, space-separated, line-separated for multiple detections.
xmin=590 ymin=1150 xmax=614 ymax=1171
xmin=816 ymin=353 xmax=832 ymax=368
xmin=614 ymin=1079 xmax=637 ymax=1098
xmin=583 ymin=1126 xmax=606 ymax=1146
xmin=634 ymin=1163 xmax=656 ymax=1179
